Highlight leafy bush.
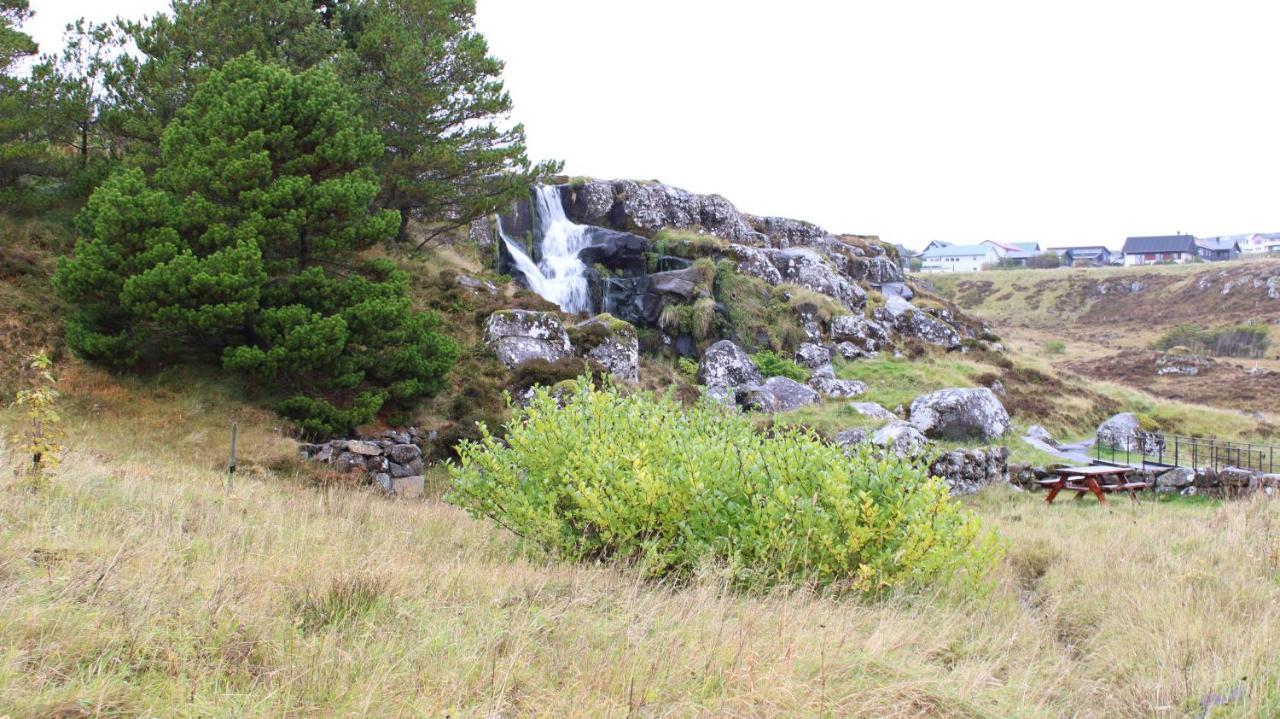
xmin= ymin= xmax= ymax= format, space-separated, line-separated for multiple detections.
xmin=1152 ymin=322 xmax=1269 ymax=358
xmin=751 ymin=350 xmax=809 ymax=381
xmin=449 ymin=380 xmax=999 ymax=593
xmin=676 ymin=356 xmax=699 ymax=380
xmin=1043 ymin=340 xmax=1066 ymax=355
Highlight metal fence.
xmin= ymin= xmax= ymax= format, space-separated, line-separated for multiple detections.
xmin=1096 ymin=433 xmax=1280 ymax=474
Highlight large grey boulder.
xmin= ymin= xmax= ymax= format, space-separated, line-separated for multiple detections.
xmin=736 ymin=376 xmax=819 ymax=413
xmin=573 ymin=314 xmax=639 ymax=382
xmin=1025 ymin=424 xmax=1056 ymax=446
xmin=794 ymin=343 xmax=833 ymax=377
xmin=865 ymin=255 xmax=906 ymax=285
xmin=1096 ymin=413 xmax=1143 ymax=451
xmin=697 ymin=340 xmax=762 ymax=398
xmin=483 ymin=310 xmax=573 ymax=368
xmin=808 ymin=376 xmax=866 ymax=399
xmin=1154 ymin=467 xmax=1196 ymax=493
xmin=848 ymin=402 xmax=897 ymax=421
xmin=909 ymin=388 xmax=1011 ymax=441
xmin=870 ymin=421 xmax=931 ymax=458
xmin=929 ymin=447 xmax=1009 ymax=495
xmin=834 ymin=427 xmax=869 ymax=448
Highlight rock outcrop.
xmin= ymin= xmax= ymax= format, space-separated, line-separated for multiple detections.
xmin=807 ymin=375 xmax=866 ymax=399
xmin=300 ymin=429 xmax=431 ymax=498
xmin=848 ymin=402 xmax=897 ymax=421
xmin=909 ymin=388 xmax=1011 ymax=441
xmin=483 ymin=310 xmax=573 ymax=368
xmin=736 ymin=376 xmax=819 ymax=413
xmin=697 ymin=340 xmax=762 ymax=399
xmin=1096 ymin=413 xmax=1145 ymax=451
xmin=571 ymin=314 xmax=639 ymax=382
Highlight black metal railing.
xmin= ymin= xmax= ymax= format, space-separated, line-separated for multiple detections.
xmin=1096 ymin=433 xmax=1279 ymax=474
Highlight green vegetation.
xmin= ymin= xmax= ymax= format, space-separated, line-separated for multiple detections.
xmin=1043 ymin=339 xmax=1066 ymax=355
xmin=53 ymin=57 xmax=457 ymax=437
xmin=450 ymin=380 xmax=998 ymax=592
xmin=751 ymin=350 xmax=809 ymax=381
xmin=835 ymin=355 xmax=983 ymax=412
xmin=652 ymin=227 xmax=728 ymax=258
xmin=1152 ymin=322 xmax=1270 ymax=358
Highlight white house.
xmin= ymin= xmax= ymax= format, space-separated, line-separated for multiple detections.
xmin=1121 ymin=235 xmax=1200 ymax=266
xmin=918 ymin=243 xmax=1002 ymax=273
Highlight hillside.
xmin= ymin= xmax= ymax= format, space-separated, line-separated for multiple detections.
xmin=930 ymin=261 xmax=1280 ymax=427
xmin=5 ymin=362 xmax=1280 ymax=717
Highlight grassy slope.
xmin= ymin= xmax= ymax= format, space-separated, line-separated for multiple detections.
xmin=927 ymin=262 xmax=1280 ymax=441
xmin=4 ymin=373 xmax=1280 ymax=717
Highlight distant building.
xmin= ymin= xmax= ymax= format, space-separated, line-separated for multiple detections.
xmin=918 ymin=243 xmax=1002 ymax=273
xmin=1122 ymin=235 xmax=1199 ymax=266
xmin=1049 ymin=246 xmax=1114 ymax=266
xmin=992 ymin=241 xmax=1044 ymax=267
xmin=1195 ymin=237 xmax=1242 ymax=262
xmin=921 ymin=240 xmax=953 ymax=254
xmin=1240 ymin=233 xmax=1280 ymax=254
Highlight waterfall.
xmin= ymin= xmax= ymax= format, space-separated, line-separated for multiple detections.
xmin=498 ymin=185 xmax=594 ymax=314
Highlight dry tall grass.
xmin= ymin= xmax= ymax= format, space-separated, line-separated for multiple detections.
xmin=2 ymin=366 xmax=1280 ymax=717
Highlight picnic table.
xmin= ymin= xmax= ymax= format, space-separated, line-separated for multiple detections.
xmin=1037 ymin=466 xmax=1149 ymax=504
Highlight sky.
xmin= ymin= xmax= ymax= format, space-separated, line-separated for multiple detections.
xmin=24 ymin=0 xmax=1280 ymax=250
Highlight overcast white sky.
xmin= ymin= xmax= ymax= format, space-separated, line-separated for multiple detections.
xmin=26 ymin=0 xmax=1280 ymax=250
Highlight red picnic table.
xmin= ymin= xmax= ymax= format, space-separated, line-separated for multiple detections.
xmin=1037 ymin=466 xmax=1150 ymax=504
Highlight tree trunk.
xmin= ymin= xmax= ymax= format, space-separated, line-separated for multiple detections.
xmin=396 ymin=206 xmax=411 ymax=244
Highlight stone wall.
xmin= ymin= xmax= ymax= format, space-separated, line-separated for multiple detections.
xmin=299 ymin=428 xmax=433 ymax=498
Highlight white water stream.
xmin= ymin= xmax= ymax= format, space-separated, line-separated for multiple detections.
xmin=498 ymin=186 xmax=594 ymax=314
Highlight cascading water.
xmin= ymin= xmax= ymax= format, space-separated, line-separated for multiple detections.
xmin=498 ymin=186 xmax=595 ymax=314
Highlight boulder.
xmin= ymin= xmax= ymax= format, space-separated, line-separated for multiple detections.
xmin=834 ymin=427 xmax=869 ymax=447
xmin=648 ymin=267 xmax=705 ymax=301
xmin=1096 ymin=413 xmax=1143 ymax=451
xmin=736 ymin=376 xmax=819 ymax=413
xmin=728 ymin=244 xmax=784 ymax=285
xmin=794 ymin=343 xmax=833 ymax=376
xmin=829 ymin=315 xmax=890 ymax=354
xmin=865 ymin=256 xmax=906 ymax=285
xmin=879 ymin=281 xmax=913 ymax=300
xmin=573 ymin=314 xmax=639 ymax=382
xmin=576 ymin=228 xmax=650 ymax=275
xmin=386 ymin=443 xmax=421 ymax=466
xmin=346 ymin=440 xmax=382 ymax=456
xmin=1155 ymin=352 xmax=1211 ymax=376
xmin=928 ymin=447 xmax=1009 ymax=495
xmin=483 ymin=310 xmax=573 ymax=368
xmin=909 ymin=388 xmax=1011 ymax=441
xmin=384 ymin=475 xmax=424 ymax=499
xmin=808 ymin=376 xmax=866 ymax=399
xmin=456 ymin=274 xmax=498 ymax=295
xmin=848 ymin=402 xmax=897 ymax=421
xmin=334 ymin=451 xmax=368 ymax=474
xmin=870 ymin=421 xmax=931 ymax=458
xmin=696 ymin=340 xmax=762 ymax=398
xmin=1025 ymin=424 xmax=1056 ymax=446
xmin=1154 ymin=467 xmax=1195 ymax=493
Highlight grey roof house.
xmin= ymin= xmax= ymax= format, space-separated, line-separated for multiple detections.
xmin=1195 ymin=237 xmax=1241 ymax=262
xmin=1050 ymin=246 xmax=1114 ymax=266
xmin=1122 ymin=235 xmax=1199 ymax=266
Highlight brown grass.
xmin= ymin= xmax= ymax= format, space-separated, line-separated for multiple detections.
xmin=4 ymin=365 xmax=1280 ymax=716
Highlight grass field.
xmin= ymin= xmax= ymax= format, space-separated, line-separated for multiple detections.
xmin=4 ymin=367 xmax=1280 ymax=717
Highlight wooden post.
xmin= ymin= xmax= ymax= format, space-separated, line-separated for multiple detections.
xmin=226 ymin=422 xmax=238 ymax=493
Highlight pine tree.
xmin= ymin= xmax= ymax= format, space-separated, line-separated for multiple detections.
xmin=55 ymin=56 xmax=457 ymax=436
xmin=0 ymin=0 xmax=46 ymax=195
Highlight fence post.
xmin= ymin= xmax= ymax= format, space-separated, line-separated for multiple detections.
xmin=226 ymin=422 xmax=238 ymax=493
xmin=1174 ymin=436 xmax=1179 ymax=468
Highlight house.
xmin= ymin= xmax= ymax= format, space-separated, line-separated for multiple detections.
xmin=918 ymin=243 xmax=1002 ymax=273
xmin=1241 ymin=233 xmax=1280 ymax=255
xmin=921 ymin=240 xmax=953 ymax=254
xmin=1049 ymin=246 xmax=1114 ymax=266
xmin=1195 ymin=237 xmax=1242 ymax=262
xmin=994 ymin=241 xmax=1045 ymax=267
xmin=1122 ymin=235 xmax=1200 ymax=266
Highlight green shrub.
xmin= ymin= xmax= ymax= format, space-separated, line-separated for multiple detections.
xmin=751 ymin=350 xmax=809 ymax=381
xmin=1152 ymin=322 xmax=1269 ymax=358
xmin=676 ymin=356 xmax=699 ymax=379
xmin=449 ymin=380 xmax=998 ymax=593
xmin=1043 ymin=340 xmax=1066 ymax=355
